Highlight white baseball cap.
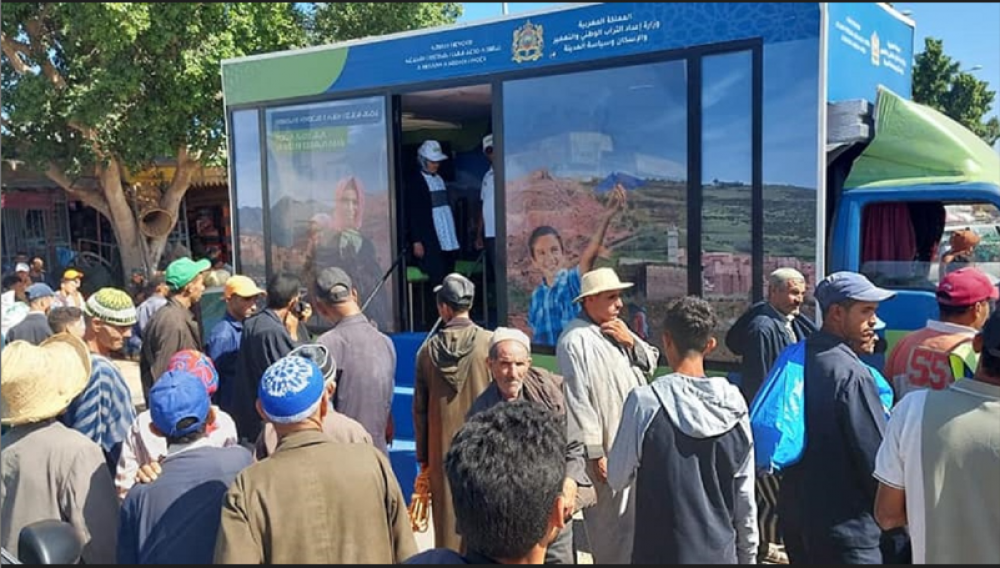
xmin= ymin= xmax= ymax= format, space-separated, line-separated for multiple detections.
xmin=418 ymin=140 xmax=448 ymax=162
xmin=483 ymin=134 xmax=494 ymax=151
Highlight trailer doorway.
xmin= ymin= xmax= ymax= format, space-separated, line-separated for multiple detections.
xmin=396 ymin=83 xmax=495 ymax=330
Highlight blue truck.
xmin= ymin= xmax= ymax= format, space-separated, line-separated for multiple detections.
xmin=220 ymin=2 xmax=1000 ymax=498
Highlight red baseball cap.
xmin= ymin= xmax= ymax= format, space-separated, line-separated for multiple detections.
xmin=936 ymin=267 xmax=999 ymax=307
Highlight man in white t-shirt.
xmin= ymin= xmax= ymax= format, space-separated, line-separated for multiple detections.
xmin=475 ymin=134 xmax=496 ymax=322
xmin=873 ymin=309 xmax=1000 ymax=564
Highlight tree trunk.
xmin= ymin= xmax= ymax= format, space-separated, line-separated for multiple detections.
xmin=46 ymin=155 xmax=196 ymax=282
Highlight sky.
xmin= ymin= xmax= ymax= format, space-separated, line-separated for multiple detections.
xmin=459 ymin=2 xmax=1000 ymax=151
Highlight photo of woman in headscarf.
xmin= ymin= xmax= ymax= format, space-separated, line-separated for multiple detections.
xmin=304 ymin=176 xmax=391 ymax=329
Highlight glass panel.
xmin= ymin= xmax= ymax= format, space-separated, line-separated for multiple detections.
xmin=701 ymin=50 xmax=753 ymax=364
xmin=230 ymin=109 xmax=266 ymax=285
xmin=503 ymin=59 xmax=688 ymax=348
xmin=860 ymin=201 xmax=1000 ymax=289
xmin=264 ymin=97 xmax=396 ymax=332
xmin=762 ymin=39 xmax=820 ymax=321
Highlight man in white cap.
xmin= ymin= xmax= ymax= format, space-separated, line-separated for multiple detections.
xmin=405 ymin=139 xmax=460 ymax=295
xmin=0 ymin=334 xmax=119 ymax=564
xmin=476 ymin=134 xmax=497 ymax=309
xmin=467 ymin=327 xmax=594 ymax=564
xmin=556 ymin=266 xmax=660 ymax=564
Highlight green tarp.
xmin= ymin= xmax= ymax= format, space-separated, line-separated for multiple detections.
xmin=844 ymin=86 xmax=1000 ymax=190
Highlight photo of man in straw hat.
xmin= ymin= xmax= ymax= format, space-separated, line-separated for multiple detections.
xmin=0 ymin=334 xmax=119 ymax=564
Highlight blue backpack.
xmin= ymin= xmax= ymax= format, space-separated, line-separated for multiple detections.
xmin=749 ymin=341 xmax=893 ymax=474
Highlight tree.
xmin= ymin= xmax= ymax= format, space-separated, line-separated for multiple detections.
xmin=912 ymin=37 xmax=1000 ymax=146
xmin=308 ymin=2 xmax=462 ymax=44
xmin=1 ymin=3 xmax=306 ymax=277
xmin=1 ymin=3 xmax=462 ymax=280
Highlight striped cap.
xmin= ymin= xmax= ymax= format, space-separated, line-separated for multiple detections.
xmin=83 ymin=288 xmax=138 ymax=327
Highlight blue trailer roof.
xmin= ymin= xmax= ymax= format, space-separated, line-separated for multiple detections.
xmin=221 ymin=2 xmax=822 ymax=106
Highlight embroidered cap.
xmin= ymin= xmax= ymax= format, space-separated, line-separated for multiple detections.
xmin=258 ymin=356 xmax=326 ymax=424
xmin=83 ymin=287 xmax=138 ymax=327
xmin=166 ymin=349 xmax=219 ymax=396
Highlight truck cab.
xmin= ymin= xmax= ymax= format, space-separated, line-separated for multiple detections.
xmin=826 ymin=87 xmax=1000 ymax=369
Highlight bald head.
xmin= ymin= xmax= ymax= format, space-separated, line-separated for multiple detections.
xmin=768 ymin=268 xmax=807 ymax=316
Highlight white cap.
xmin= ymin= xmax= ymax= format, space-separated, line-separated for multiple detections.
xmin=489 ymin=326 xmax=531 ymax=354
xmin=14 ymin=263 xmax=29 ymax=273
xmin=483 ymin=134 xmax=493 ymax=151
xmin=418 ymin=140 xmax=448 ymax=162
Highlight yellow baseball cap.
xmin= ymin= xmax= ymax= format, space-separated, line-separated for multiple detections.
xmin=224 ymin=275 xmax=265 ymax=299
xmin=62 ymin=269 xmax=84 ymax=281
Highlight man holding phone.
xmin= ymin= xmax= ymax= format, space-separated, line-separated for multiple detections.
xmin=232 ymin=272 xmax=312 ymax=443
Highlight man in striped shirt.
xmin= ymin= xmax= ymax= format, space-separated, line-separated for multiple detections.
xmin=61 ymin=287 xmax=139 ymax=474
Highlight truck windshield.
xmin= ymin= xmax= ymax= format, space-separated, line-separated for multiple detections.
xmin=860 ymin=202 xmax=1000 ymax=290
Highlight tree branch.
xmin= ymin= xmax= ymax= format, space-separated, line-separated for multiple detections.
xmin=45 ymin=161 xmax=110 ymax=218
xmin=161 ymin=145 xmax=198 ymax=213
xmin=0 ymin=33 xmax=32 ymax=75
xmin=22 ymin=16 xmax=67 ymax=90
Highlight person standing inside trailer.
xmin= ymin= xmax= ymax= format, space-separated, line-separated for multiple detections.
xmin=405 ymin=140 xmax=460 ymax=289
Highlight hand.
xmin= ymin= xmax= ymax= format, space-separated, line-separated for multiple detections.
xmin=561 ymin=477 xmax=578 ymax=521
xmin=590 ymin=457 xmax=608 ymax=484
xmin=600 ymin=319 xmax=635 ymax=349
xmin=413 ymin=242 xmax=425 ymax=259
xmin=607 ymin=184 xmax=627 ymax=214
xmin=475 ymin=235 xmax=484 ymax=250
xmin=136 ymin=461 xmax=162 ymax=484
xmin=298 ymin=302 xmax=313 ymax=322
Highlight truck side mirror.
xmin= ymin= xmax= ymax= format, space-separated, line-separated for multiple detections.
xmin=17 ymin=520 xmax=83 ymax=565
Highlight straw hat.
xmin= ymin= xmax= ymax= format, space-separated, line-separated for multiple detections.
xmin=1 ymin=334 xmax=92 ymax=426
xmin=574 ymin=267 xmax=634 ymax=303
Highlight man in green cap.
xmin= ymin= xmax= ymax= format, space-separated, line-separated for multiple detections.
xmin=139 ymin=257 xmax=210 ymax=407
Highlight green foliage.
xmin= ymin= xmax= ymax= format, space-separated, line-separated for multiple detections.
xmin=1 ymin=3 xmax=306 ymax=175
xmin=912 ymin=37 xmax=1000 ymax=146
xmin=308 ymin=2 xmax=462 ymax=44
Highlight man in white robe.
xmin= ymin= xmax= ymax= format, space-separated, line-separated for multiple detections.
xmin=556 ymin=267 xmax=659 ymax=564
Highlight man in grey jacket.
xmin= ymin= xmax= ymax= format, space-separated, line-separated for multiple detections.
xmin=609 ymin=296 xmax=758 ymax=564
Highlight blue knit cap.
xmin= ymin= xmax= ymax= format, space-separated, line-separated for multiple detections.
xmin=258 ymin=356 xmax=325 ymax=424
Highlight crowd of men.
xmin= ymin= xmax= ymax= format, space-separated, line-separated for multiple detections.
xmin=1 ymin=253 xmax=998 ymax=565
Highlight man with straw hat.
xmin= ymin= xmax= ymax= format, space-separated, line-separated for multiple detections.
xmin=0 ymin=334 xmax=119 ymax=564
xmin=556 ymin=267 xmax=660 ymax=564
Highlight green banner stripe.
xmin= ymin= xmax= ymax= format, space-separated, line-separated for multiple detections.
xmin=223 ymin=48 xmax=349 ymax=106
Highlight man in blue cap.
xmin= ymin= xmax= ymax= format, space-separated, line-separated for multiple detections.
xmin=117 ymin=369 xmax=252 ymax=564
xmin=5 ymin=282 xmax=55 ymax=345
xmin=777 ymin=271 xmax=898 ymax=564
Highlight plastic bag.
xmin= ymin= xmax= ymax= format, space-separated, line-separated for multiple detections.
xmin=749 ymin=342 xmax=807 ymax=474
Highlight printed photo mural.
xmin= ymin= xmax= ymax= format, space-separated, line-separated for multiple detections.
xmin=503 ymin=59 xmax=689 ymax=348
xmin=761 ymin=38 xmax=820 ymax=328
xmin=263 ymin=97 xmax=396 ymax=332
xmin=503 ymin=41 xmax=820 ymax=357
xmin=231 ymin=109 xmax=266 ymax=286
